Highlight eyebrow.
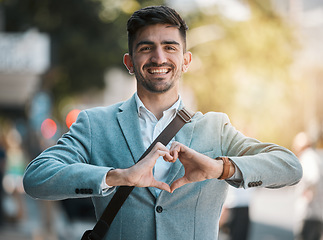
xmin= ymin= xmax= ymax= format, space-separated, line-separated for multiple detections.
xmin=135 ymin=40 xmax=180 ymax=50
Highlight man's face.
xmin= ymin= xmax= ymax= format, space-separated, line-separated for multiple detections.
xmin=124 ymin=24 xmax=191 ymax=94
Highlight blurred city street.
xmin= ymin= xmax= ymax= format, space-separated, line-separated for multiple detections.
xmin=220 ymin=187 xmax=298 ymax=240
xmin=1 ymin=0 xmax=323 ymax=240
xmin=0 ymin=194 xmax=97 ymax=240
xmin=248 ymin=187 xmax=297 ymax=240
xmin=0 ymin=187 xmax=300 ymax=240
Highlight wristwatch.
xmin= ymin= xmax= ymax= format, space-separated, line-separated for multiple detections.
xmin=215 ymin=157 xmax=232 ymax=180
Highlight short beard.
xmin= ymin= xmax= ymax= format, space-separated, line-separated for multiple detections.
xmin=141 ymin=79 xmax=174 ymax=93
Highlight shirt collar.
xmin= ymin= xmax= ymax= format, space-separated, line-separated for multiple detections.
xmin=134 ymin=92 xmax=181 ymax=118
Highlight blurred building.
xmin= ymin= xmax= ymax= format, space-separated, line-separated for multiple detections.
xmin=0 ymin=29 xmax=50 ymax=113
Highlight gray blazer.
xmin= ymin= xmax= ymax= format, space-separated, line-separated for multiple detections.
xmin=23 ymin=94 xmax=302 ymax=240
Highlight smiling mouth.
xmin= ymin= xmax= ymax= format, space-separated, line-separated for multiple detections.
xmin=147 ymin=68 xmax=171 ymax=75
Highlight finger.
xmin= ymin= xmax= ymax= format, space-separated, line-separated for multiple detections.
xmin=145 ymin=148 xmax=170 ymax=162
xmin=139 ymin=150 xmax=173 ymax=174
xmin=154 ymin=142 xmax=168 ymax=151
xmin=170 ymin=149 xmax=178 ymax=161
xmin=151 ymin=180 xmax=171 ymax=193
xmin=150 ymin=143 xmax=172 ymax=160
xmin=169 ymin=143 xmax=180 ymax=160
xmin=170 ymin=177 xmax=189 ymax=193
xmin=154 ymin=150 xmax=172 ymax=161
xmin=169 ymin=141 xmax=180 ymax=151
xmin=163 ymin=153 xmax=174 ymax=162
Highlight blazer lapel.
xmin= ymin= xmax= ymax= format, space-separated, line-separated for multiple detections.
xmin=117 ymin=95 xmax=145 ymax=164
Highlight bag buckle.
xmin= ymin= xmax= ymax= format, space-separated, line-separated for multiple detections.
xmin=177 ymin=108 xmax=193 ymax=123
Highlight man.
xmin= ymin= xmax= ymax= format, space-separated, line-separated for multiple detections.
xmin=23 ymin=6 xmax=302 ymax=240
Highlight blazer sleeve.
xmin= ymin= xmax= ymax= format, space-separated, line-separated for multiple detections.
xmin=219 ymin=114 xmax=302 ymax=189
xmin=23 ymin=110 xmax=114 ymax=200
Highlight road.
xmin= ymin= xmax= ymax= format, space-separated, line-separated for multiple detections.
xmin=0 ymin=187 xmax=299 ymax=240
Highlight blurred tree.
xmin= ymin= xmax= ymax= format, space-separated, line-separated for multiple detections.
xmin=2 ymin=0 xmax=164 ymax=102
xmin=183 ymin=0 xmax=300 ymax=146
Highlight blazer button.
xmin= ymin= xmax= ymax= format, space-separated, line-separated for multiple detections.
xmin=156 ymin=206 xmax=163 ymax=213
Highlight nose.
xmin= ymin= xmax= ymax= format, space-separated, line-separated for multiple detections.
xmin=150 ymin=47 xmax=167 ymax=65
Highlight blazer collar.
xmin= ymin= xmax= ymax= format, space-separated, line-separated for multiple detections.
xmin=117 ymin=94 xmax=145 ymax=164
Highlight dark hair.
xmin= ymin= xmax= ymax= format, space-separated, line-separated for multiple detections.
xmin=127 ymin=5 xmax=188 ymax=55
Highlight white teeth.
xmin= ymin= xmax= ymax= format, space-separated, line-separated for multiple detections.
xmin=149 ymin=69 xmax=169 ymax=74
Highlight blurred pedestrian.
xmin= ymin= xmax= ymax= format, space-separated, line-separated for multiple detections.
xmin=2 ymin=127 xmax=27 ymax=223
xmin=0 ymin=135 xmax=6 ymax=226
xmin=23 ymin=5 xmax=302 ymax=240
xmin=292 ymin=132 xmax=323 ymax=240
xmin=220 ymin=187 xmax=254 ymax=240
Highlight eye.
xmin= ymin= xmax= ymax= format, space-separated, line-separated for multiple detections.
xmin=165 ymin=45 xmax=177 ymax=51
xmin=139 ymin=46 xmax=151 ymax=52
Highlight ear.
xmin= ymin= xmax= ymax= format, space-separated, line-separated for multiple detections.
xmin=182 ymin=51 xmax=192 ymax=73
xmin=123 ymin=53 xmax=134 ymax=74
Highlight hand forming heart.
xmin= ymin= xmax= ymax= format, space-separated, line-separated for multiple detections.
xmin=168 ymin=141 xmax=223 ymax=193
xmin=106 ymin=141 xmax=225 ymax=193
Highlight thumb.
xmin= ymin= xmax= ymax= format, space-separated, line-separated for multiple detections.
xmin=152 ymin=180 xmax=171 ymax=193
xmin=170 ymin=177 xmax=189 ymax=193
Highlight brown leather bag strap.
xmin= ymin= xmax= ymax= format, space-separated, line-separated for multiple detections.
xmin=82 ymin=107 xmax=195 ymax=240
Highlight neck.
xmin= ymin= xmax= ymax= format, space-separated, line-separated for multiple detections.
xmin=137 ymin=90 xmax=179 ymax=120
